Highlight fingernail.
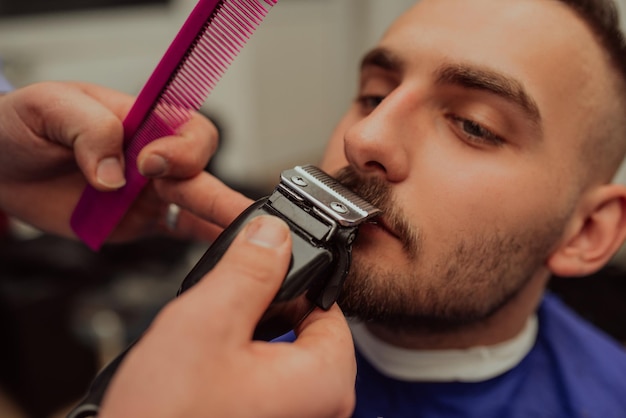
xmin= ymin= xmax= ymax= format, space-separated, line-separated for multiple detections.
xmin=139 ymin=154 xmax=168 ymax=177
xmin=246 ymin=216 xmax=289 ymax=248
xmin=97 ymin=157 xmax=126 ymax=189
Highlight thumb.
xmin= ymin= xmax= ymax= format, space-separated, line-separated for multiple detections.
xmin=181 ymin=215 xmax=293 ymax=339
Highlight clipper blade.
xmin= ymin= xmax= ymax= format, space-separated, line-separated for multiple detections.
xmin=280 ymin=165 xmax=381 ymax=227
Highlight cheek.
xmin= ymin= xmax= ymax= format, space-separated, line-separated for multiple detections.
xmin=402 ymin=146 xmax=562 ymax=246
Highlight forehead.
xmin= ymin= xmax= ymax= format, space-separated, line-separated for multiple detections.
xmin=378 ymin=0 xmax=617 ymax=146
xmin=386 ymin=0 xmax=594 ymax=57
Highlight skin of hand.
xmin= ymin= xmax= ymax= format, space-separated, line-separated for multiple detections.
xmin=100 ymin=215 xmax=357 ymax=418
xmin=0 ymin=80 xmax=238 ymax=242
xmin=154 ymin=170 xmax=254 ymax=241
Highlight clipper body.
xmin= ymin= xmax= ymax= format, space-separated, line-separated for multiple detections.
xmin=179 ymin=165 xmax=381 ymax=340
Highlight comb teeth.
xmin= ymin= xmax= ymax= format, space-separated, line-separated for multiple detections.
xmin=126 ymin=0 xmax=277 ymax=162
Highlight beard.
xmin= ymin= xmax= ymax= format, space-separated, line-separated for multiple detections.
xmin=332 ymin=166 xmax=567 ymax=334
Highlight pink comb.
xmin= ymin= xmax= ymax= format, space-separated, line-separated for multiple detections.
xmin=70 ymin=0 xmax=278 ymax=251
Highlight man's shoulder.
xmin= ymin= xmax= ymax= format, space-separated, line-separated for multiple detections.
xmin=537 ymin=292 xmax=626 ymax=362
xmin=527 ymin=293 xmax=626 ymax=415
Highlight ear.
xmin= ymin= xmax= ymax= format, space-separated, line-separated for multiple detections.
xmin=548 ymin=184 xmax=626 ymax=277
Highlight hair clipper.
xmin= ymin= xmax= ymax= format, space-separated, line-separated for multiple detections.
xmin=179 ymin=164 xmax=381 ymax=340
xmin=66 ymin=165 xmax=379 ymax=418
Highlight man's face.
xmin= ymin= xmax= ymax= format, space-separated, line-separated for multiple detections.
xmin=319 ymin=0 xmax=617 ymax=331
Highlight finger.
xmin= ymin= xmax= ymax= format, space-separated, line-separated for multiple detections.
xmin=154 ymin=172 xmax=253 ymax=229
xmin=279 ymin=304 xmax=357 ymax=417
xmin=166 ymin=208 xmax=226 ymax=242
xmin=179 ymin=215 xmax=292 ymax=339
xmin=19 ymin=82 xmax=134 ymax=191
xmin=294 ymin=304 xmax=356 ymax=361
xmin=137 ymin=112 xmax=218 ymax=179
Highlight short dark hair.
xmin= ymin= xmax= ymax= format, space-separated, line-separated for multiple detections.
xmin=556 ymin=0 xmax=626 ymax=180
xmin=557 ymin=0 xmax=626 ymax=81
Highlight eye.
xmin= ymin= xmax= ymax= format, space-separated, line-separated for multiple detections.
xmin=448 ymin=114 xmax=505 ymax=147
xmin=356 ymin=95 xmax=386 ymax=114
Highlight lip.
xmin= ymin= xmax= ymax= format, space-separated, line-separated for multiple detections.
xmin=362 ymin=216 xmax=401 ymax=241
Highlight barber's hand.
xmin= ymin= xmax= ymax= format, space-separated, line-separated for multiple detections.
xmin=0 ymin=81 xmax=244 ymax=241
xmin=101 ymin=215 xmax=356 ymax=418
xmin=154 ymin=170 xmax=254 ymax=242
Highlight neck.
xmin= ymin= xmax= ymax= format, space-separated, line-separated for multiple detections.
xmin=365 ymin=270 xmax=550 ymax=350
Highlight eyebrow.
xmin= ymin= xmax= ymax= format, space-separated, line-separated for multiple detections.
xmin=360 ymin=47 xmax=404 ymax=73
xmin=360 ymin=47 xmax=543 ymax=133
xmin=435 ymin=63 xmax=542 ymax=130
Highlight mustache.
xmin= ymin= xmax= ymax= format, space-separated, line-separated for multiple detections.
xmin=332 ymin=166 xmax=420 ymax=256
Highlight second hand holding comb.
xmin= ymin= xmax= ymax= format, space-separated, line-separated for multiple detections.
xmin=70 ymin=0 xmax=279 ymax=251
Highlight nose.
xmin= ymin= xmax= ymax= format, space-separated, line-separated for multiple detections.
xmin=343 ymin=92 xmax=411 ymax=183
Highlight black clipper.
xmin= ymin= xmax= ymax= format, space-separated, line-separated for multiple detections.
xmin=179 ymin=164 xmax=381 ymax=340
xmin=67 ymin=165 xmax=379 ymax=418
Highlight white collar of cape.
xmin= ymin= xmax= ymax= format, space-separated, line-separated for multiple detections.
xmin=349 ymin=314 xmax=538 ymax=382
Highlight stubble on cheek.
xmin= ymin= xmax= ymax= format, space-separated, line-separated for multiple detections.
xmin=331 ymin=165 xmax=570 ymax=332
xmin=339 ymin=210 xmax=566 ymax=333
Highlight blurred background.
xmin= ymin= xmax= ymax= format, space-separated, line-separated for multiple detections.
xmin=0 ymin=1 xmax=625 ymax=417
